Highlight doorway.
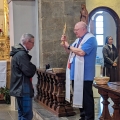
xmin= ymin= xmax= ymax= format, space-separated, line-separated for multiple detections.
xmin=89 ymin=7 xmax=120 ymax=81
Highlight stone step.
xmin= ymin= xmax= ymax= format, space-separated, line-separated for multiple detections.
xmin=33 ymin=101 xmax=80 ymax=120
xmin=32 ymin=98 xmax=108 ymax=120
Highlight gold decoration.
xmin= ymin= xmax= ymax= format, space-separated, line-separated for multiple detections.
xmin=0 ymin=0 xmax=10 ymax=89
xmin=0 ymin=37 xmax=10 ymax=60
xmin=4 ymin=0 xmax=9 ymax=37
xmin=0 ymin=0 xmax=10 ymax=61
xmin=0 ymin=36 xmax=10 ymax=88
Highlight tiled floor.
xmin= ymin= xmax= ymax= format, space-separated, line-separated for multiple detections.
xmin=0 ymin=103 xmax=17 ymax=120
xmin=0 ymin=97 xmax=113 ymax=120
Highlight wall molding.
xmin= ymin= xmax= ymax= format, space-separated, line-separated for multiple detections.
xmin=8 ymin=0 xmax=35 ymax=4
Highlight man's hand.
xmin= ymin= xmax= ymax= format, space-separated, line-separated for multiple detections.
xmin=61 ymin=35 xmax=66 ymax=45
xmin=60 ymin=35 xmax=69 ymax=48
xmin=113 ymin=62 xmax=117 ymax=66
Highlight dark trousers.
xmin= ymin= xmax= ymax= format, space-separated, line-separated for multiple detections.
xmin=16 ymin=96 xmax=33 ymax=120
xmin=103 ymin=66 xmax=117 ymax=82
xmin=72 ymin=81 xmax=94 ymax=120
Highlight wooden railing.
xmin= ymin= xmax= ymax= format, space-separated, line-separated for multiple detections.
xmin=35 ymin=68 xmax=75 ymax=117
xmin=93 ymin=82 xmax=120 ymax=120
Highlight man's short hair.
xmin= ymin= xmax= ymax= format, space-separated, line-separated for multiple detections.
xmin=20 ymin=33 xmax=34 ymax=44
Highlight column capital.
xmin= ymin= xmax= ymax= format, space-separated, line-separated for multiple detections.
xmin=8 ymin=0 xmax=35 ymax=4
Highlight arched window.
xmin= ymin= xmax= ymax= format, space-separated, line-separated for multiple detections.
xmin=95 ymin=13 xmax=104 ymax=46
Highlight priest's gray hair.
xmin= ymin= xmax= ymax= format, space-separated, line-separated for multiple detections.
xmin=76 ymin=21 xmax=88 ymax=30
xmin=81 ymin=22 xmax=88 ymax=29
xmin=20 ymin=33 xmax=34 ymax=44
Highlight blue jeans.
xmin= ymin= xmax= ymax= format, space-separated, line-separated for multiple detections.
xmin=16 ymin=96 xmax=33 ymax=120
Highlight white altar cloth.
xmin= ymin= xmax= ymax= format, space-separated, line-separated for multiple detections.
xmin=0 ymin=61 xmax=7 ymax=87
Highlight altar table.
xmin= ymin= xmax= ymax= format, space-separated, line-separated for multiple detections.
xmin=93 ymin=82 xmax=120 ymax=120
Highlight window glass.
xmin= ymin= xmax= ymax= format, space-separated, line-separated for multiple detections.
xmin=96 ymin=22 xmax=103 ymax=27
xmin=95 ymin=15 xmax=104 ymax=46
xmin=96 ymin=28 xmax=103 ymax=34
xmin=96 ymin=11 xmax=103 ymax=14
xmin=96 ymin=35 xmax=103 ymax=45
xmin=96 ymin=16 xmax=103 ymax=21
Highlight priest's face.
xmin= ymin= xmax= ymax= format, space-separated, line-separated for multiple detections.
xmin=74 ymin=22 xmax=87 ymax=38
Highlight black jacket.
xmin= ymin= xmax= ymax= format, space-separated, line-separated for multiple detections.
xmin=9 ymin=44 xmax=36 ymax=97
xmin=102 ymin=44 xmax=118 ymax=68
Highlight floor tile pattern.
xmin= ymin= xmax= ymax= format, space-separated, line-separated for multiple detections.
xmin=0 ymin=97 xmax=114 ymax=120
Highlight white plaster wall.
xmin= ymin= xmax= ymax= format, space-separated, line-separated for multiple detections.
xmin=8 ymin=1 xmax=39 ymax=85
xmin=9 ymin=2 xmax=14 ymax=47
xmin=103 ymin=12 xmax=116 ymax=46
xmin=35 ymin=0 xmax=39 ymax=68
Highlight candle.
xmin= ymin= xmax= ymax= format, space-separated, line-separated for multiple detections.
xmin=61 ymin=22 xmax=66 ymax=45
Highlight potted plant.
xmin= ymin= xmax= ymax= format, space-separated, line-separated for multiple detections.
xmin=0 ymin=87 xmax=10 ymax=104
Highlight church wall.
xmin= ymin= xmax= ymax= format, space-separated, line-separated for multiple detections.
xmin=86 ymin=0 xmax=120 ymax=17
xmin=38 ymin=0 xmax=86 ymax=68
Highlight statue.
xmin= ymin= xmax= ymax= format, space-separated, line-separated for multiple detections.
xmin=80 ymin=4 xmax=88 ymax=25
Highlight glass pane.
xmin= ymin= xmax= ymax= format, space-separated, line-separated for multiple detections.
xmin=96 ymin=28 xmax=103 ymax=34
xmin=96 ymin=22 xmax=103 ymax=27
xmin=96 ymin=35 xmax=103 ymax=45
xmin=96 ymin=16 xmax=103 ymax=21
xmin=96 ymin=11 xmax=103 ymax=14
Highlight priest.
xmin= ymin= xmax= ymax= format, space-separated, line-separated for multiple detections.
xmin=61 ymin=21 xmax=97 ymax=120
